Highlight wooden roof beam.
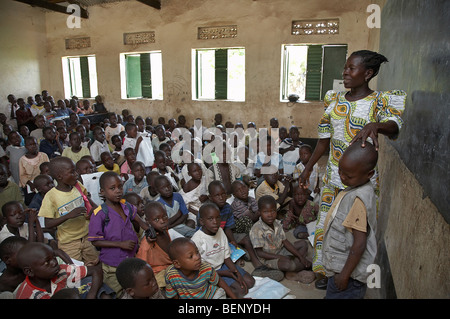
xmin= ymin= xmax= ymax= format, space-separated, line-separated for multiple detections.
xmin=137 ymin=0 xmax=161 ymax=10
xmin=15 ymin=0 xmax=89 ymax=19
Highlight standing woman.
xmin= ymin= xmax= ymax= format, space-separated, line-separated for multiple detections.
xmin=299 ymin=50 xmax=407 ymax=289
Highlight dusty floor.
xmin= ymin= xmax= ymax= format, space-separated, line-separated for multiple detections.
xmin=240 ymin=230 xmax=326 ymax=299
xmin=240 ymin=229 xmax=378 ymax=299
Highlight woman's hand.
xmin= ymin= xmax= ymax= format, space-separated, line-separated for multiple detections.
xmin=350 ymin=122 xmax=380 ymax=150
xmin=299 ymin=168 xmax=312 ymax=190
xmin=350 ymin=121 xmax=399 ymax=151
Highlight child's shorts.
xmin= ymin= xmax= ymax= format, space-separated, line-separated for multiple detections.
xmin=78 ymin=276 xmax=116 ymax=299
xmin=261 ymin=247 xmax=293 ymax=270
xmin=217 ymin=263 xmax=248 ymax=287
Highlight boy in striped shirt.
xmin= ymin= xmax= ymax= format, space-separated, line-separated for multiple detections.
xmin=164 ymin=237 xmax=237 ymax=299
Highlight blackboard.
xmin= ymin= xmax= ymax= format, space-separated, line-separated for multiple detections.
xmin=378 ymin=0 xmax=450 ymax=223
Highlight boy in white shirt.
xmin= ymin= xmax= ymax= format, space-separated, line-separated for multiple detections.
xmin=191 ymin=203 xmax=254 ymax=298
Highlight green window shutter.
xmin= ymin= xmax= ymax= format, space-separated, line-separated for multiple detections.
xmin=126 ymin=55 xmax=142 ymax=98
xmin=140 ymin=53 xmax=152 ymax=98
xmin=305 ymin=45 xmax=323 ymax=101
xmin=215 ymin=49 xmax=228 ymax=100
xmin=321 ymin=45 xmax=348 ymax=99
xmin=79 ymin=56 xmax=91 ymax=98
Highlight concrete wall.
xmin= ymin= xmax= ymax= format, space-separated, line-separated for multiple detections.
xmin=41 ymin=0 xmax=379 ymax=136
xmin=0 ymin=0 xmax=49 ymax=114
xmin=378 ymin=137 xmax=450 ymax=298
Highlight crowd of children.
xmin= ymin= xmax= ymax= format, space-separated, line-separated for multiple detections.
xmin=0 ymin=91 xmax=380 ymax=300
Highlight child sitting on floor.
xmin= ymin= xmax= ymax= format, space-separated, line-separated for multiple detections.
xmin=164 ymin=237 xmax=237 ymax=299
xmin=14 ymin=242 xmax=104 ymax=299
xmin=283 ymin=185 xmax=319 ymax=239
xmin=120 ymin=147 xmax=136 ymax=178
xmin=0 ymin=201 xmax=43 ymax=244
xmin=153 ymin=150 xmax=180 ymax=191
xmin=89 ymin=126 xmax=110 ymax=165
xmin=123 ymin=161 xmax=148 ymax=195
xmin=18 ymin=136 xmax=49 ymax=205
xmin=116 ymin=257 xmax=165 ymax=299
xmin=255 ymin=166 xmax=292 ymax=215
xmin=191 ymin=202 xmax=255 ymax=298
xmin=139 ymin=171 xmax=160 ymax=204
xmin=61 ymin=132 xmax=91 ymax=165
xmin=39 ymin=126 xmax=63 ymax=159
xmin=136 ymin=201 xmax=173 ymax=288
xmin=230 ymin=180 xmax=259 ymax=235
xmin=179 ymin=163 xmax=208 ymax=228
xmin=249 ymin=195 xmax=313 ymax=283
xmin=0 ymin=237 xmax=27 ymax=297
xmin=97 ymin=151 xmax=120 ymax=174
xmin=155 ymin=175 xmax=196 ymax=238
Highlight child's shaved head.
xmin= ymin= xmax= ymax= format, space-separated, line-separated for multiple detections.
xmin=342 ymin=140 xmax=378 ymax=173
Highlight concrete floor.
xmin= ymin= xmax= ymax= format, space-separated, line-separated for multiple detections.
xmin=241 ymin=229 xmax=327 ymax=299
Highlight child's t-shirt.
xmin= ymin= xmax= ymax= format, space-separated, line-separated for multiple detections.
xmin=157 ymin=193 xmax=189 ymax=219
xmin=15 ymin=263 xmax=88 ymax=299
xmin=139 ymin=186 xmax=160 ymax=204
xmin=89 ymin=140 xmax=110 ymax=163
xmin=97 ymin=163 xmax=120 ymax=175
xmin=123 ymin=176 xmax=148 ymax=195
xmin=105 ymin=124 xmax=124 ymax=144
xmin=61 ymin=147 xmax=91 ymax=165
xmin=135 ymin=230 xmax=172 ymax=274
xmin=164 ymin=262 xmax=220 ymax=299
xmin=18 ymin=152 xmax=49 ymax=187
xmin=88 ymin=201 xmax=138 ymax=267
xmin=39 ymin=139 xmax=62 ymax=159
xmin=38 ymin=182 xmax=90 ymax=244
xmin=0 ymin=223 xmax=29 ymax=244
xmin=255 ymin=180 xmax=291 ymax=209
xmin=249 ymin=218 xmax=286 ymax=258
xmin=191 ymin=227 xmax=230 ymax=270
xmin=30 ymin=129 xmax=44 ymax=144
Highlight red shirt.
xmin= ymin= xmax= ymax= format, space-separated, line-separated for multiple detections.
xmin=15 ymin=264 xmax=87 ymax=299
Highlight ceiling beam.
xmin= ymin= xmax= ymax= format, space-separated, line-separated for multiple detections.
xmin=15 ymin=0 xmax=89 ymax=19
xmin=137 ymin=0 xmax=161 ymax=10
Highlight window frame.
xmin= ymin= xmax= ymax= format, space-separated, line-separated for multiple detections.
xmin=192 ymin=47 xmax=246 ymax=102
xmin=280 ymin=44 xmax=348 ymax=102
xmin=119 ymin=50 xmax=163 ymax=100
xmin=62 ymin=55 xmax=98 ymax=99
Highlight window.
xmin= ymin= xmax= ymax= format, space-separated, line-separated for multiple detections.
xmin=120 ymin=51 xmax=163 ymax=99
xmin=62 ymin=55 xmax=98 ymax=98
xmin=281 ymin=44 xmax=347 ymax=101
xmin=192 ymin=48 xmax=245 ymax=101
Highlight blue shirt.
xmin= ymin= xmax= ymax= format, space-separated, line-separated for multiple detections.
xmin=123 ymin=176 xmax=148 ymax=195
xmin=157 ymin=192 xmax=189 ymax=217
xmin=195 ymin=202 xmax=235 ymax=230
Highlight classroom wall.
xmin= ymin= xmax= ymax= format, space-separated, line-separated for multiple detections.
xmin=40 ymin=0 xmax=379 ymax=137
xmin=374 ymin=0 xmax=450 ymax=298
xmin=0 ymin=0 xmax=49 ymax=114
